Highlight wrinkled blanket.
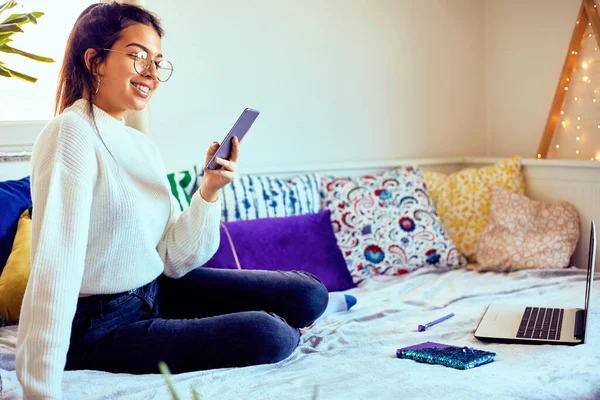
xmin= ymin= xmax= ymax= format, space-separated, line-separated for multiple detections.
xmin=1 ymin=267 xmax=599 ymax=399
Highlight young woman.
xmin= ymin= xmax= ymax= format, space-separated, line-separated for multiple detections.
xmin=15 ymin=3 xmax=328 ymax=398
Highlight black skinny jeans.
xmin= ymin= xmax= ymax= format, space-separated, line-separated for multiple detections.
xmin=65 ymin=267 xmax=329 ymax=374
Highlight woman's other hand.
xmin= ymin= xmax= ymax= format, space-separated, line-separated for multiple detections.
xmin=199 ymin=136 xmax=239 ymax=202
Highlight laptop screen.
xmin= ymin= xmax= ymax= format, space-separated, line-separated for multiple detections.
xmin=583 ymin=221 xmax=596 ymax=343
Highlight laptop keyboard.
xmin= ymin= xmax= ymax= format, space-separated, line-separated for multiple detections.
xmin=516 ymin=307 xmax=564 ymax=340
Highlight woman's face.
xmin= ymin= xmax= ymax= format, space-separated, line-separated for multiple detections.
xmin=93 ymin=23 xmax=163 ymax=119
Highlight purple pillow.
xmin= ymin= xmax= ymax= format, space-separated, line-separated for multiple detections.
xmin=202 ymin=210 xmax=356 ymax=292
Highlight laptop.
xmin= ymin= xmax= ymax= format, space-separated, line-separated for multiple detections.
xmin=474 ymin=221 xmax=596 ymax=345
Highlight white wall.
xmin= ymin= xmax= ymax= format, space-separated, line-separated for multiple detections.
xmin=145 ymin=0 xmax=486 ymax=172
xmin=4 ymin=1 xmax=593 ymax=171
xmin=484 ymin=0 xmax=582 ymax=158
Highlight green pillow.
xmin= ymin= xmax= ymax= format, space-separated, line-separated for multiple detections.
xmin=166 ymin=166 xmax=198 ymax=211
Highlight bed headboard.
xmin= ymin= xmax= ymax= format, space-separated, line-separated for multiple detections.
xmin=2 ymin=153 xmax=598 ymax=270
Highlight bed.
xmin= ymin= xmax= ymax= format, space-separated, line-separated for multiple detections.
xmin=1 ymin=155 xmax=600 ymax=399
xmin=1 ymin=267 xmax=599 ymax=399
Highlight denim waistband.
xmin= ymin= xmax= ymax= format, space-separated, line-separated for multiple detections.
xmin=75 ymin=278 xmax=158 ymax=314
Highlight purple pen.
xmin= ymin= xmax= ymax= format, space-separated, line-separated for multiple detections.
xmin=418 ymin=313 xmax=455 ymax=332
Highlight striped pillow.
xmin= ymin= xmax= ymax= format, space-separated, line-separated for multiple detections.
xmin=166 ymin=166 xmax=198 ymax=211
xmin=218 ymin=173 xmax=321 ymax=222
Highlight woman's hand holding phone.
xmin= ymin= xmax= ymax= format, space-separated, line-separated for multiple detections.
xmin=199 ymin=136 xmax=239 ymax=203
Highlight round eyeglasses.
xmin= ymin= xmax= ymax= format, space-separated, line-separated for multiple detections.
xmin=98 ymin=48 xmax=174 ymax=82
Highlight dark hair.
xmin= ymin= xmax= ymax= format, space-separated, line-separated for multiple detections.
xmin=55 ymin=2 xmax=164 ymax=117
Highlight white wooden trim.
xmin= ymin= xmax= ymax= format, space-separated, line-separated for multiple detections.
xmin=240 ymin=157 xmax=600 ymax=175
xmin=0 ymin=121 xmax=46 ymax=150
xmin=465 ymin=157 xmax=600 ymax=169
xmin=241 ymin=158 xmax=466 ymax=176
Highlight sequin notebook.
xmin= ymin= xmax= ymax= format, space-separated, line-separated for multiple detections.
xmin=396 ymin=341 xmax=496 ymax=370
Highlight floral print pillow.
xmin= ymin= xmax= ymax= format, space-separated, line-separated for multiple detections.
xmin=474 ymin=187 xmax=580 ymax=272
xmin=422 ymin=156 xmax=525 ymax=262
xmin=321 ymin=167 xmax=464 ymax=284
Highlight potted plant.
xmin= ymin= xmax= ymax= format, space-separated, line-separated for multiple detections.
xmin=0 ymin=0 xmax=55 ymax=83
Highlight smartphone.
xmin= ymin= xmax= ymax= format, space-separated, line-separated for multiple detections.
xmin=205 ymin=108 xmax=260 ymax=170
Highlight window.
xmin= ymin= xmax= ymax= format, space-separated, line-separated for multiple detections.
xmin=0 ymin=1 xmax=97 ymax=122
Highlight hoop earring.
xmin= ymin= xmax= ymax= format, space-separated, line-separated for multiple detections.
xmin=95 ymin=75 xmax=100 ymax=94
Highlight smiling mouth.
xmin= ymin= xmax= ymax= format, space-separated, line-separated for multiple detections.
xmin=131 ymin=82 xmax=151 ymax=95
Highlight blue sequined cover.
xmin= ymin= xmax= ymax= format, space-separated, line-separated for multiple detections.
xmin=396 ymin=342 xmax=496 ymax=370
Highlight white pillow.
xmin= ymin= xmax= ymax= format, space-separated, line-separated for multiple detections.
xmin=216 ymin=173 xmax=321 ymax=222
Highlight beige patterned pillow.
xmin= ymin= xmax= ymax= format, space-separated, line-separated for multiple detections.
xmin=474 ymin=187 xmax=580 ymax=272
xmin=423 ymin=156 xmax=525 ymax=261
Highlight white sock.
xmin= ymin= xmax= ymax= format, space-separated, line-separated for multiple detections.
xmin=317 ymin=292 xmax=357 ymax=321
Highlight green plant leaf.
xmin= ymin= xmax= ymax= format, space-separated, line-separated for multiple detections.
xmin=158 ymin=362 xmax=182 ymax=400
xmin=0 ymin=1 xmax=18 ymax=16
xmin=191 ymin=388 xmax=201 ymax=400
xmin=0 ymin=64 xmax=10 ymax=77
xmin=0 ymin=23 xmax=22 ymax=33
xmin=0 ymin=33 xmax=12 ymax=45
xmin=312 ymin=385 xmax=319 ymax=400
xmin=0 ymin=3 xmax=51 ymax=83
xmin=2 ymin=12 xmax=42 ymax=25
xmin=0 ymin=44 xmax=54 ymax=62
xmin=0 ymin=65 xmax=37 ymax=82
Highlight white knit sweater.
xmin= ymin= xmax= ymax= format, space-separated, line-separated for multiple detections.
xmin=15 ymin=99 xmax=221 ymax=399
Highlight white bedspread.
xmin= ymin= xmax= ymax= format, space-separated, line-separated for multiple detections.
xmin=1 ymin=267 xmax=599 ymax=400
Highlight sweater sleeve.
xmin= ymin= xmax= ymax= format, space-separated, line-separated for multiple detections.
xmin=157 ymin=188 xmax=222 ymax=278
xmin=16 ymin=115 xmax=97 ymax=399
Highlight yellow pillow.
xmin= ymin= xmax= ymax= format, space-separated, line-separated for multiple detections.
xmin=423 ymin=156 xmax=525 ymax=261
xmin=0 ymin=208 xmax=31 ymax=322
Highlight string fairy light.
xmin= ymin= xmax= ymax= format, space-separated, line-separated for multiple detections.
xmin=551 ymin=21 xmax=600 ymax=162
